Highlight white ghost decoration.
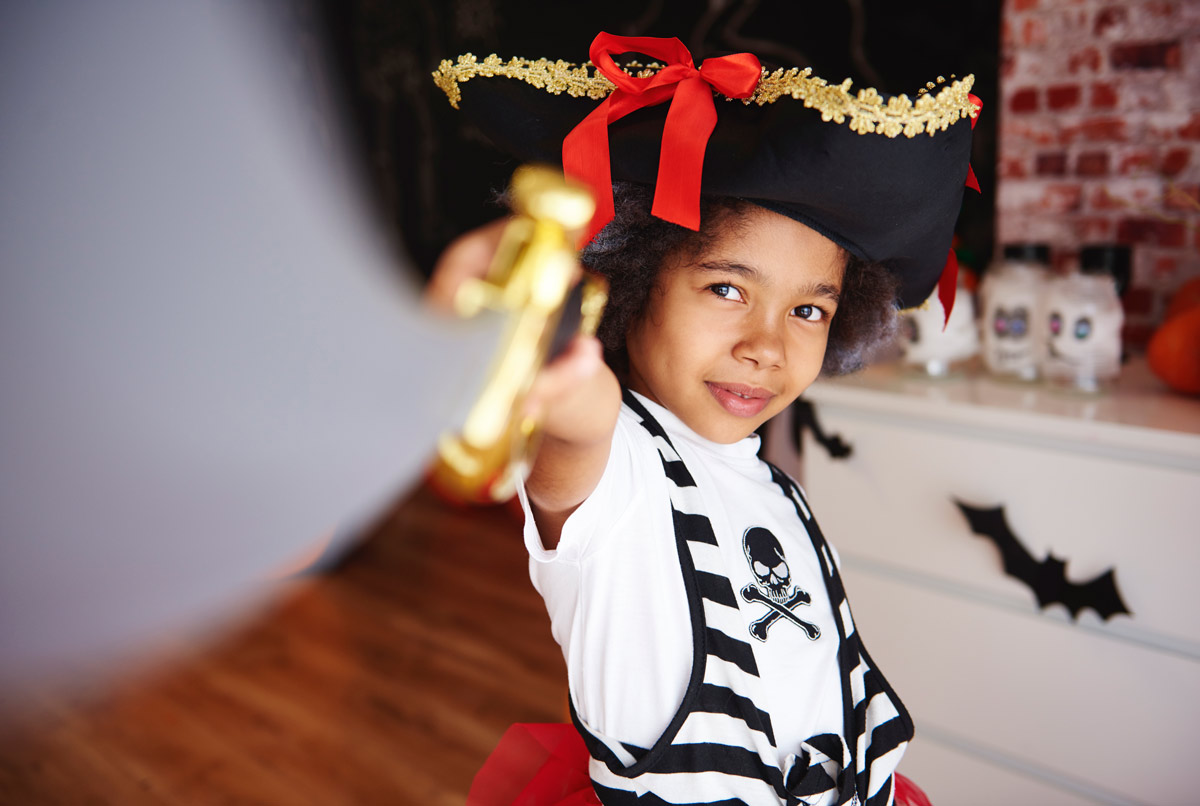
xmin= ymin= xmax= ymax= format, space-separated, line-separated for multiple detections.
xmin=979 ymin=263 xmax=1047 ymax=380
xmin=1042 ymin=273 xmax=1124 ymax=392
xmin=899 ymin=283 xmax=979 ymax=376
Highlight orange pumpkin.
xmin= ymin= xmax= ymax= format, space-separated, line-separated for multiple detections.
xmin=1164 ymin=276 xmax=1200 ymax=322
xmin=1147 ymin=306 xmax=1200 ymax=395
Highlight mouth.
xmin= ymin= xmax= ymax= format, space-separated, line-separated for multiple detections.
xmin=991 ymin=346 xmax=1031 ymax=364
xmin=1047 ymin=341 xmax=1081 ymax=366
xmin=705 ymin=382 xmax=774 ymax=418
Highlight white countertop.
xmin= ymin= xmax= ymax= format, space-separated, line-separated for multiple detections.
xmin=804 ymin=357 xmax=1200 ymax=470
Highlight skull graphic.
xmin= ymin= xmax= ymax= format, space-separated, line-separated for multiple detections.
xmin=743 ymin=527 xmax=791 ymax=602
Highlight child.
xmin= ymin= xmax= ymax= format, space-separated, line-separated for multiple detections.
xmin=434 ymin=32 xmax=978 ymax=806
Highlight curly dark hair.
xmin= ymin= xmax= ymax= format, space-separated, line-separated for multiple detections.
xmin=580 ymin=183 xmax=900 ymax=376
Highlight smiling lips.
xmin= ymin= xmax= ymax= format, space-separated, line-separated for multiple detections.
xmin=705 ymin=382 xmax=774 ymax=417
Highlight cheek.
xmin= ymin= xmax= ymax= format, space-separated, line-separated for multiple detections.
xmin=644 ymin=299 xmax=709 ymax=357
xmin=784 ymin=333 xmax=830 ymax=388
xmin=624 ymin=326 xmax=653 ymax=379
xmin=625 ymin=316 xmax=683 ymax=386
xmin=796 ymin=328 xmax=832 ymax=362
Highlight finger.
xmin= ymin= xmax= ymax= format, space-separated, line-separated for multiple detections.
xmin=424 ymin=217 xmax=510 ymax=312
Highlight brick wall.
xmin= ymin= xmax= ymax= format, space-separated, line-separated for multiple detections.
xmin=998 ymin=0 xmax=1200 ymax=347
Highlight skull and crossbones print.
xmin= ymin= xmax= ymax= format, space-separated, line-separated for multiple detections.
xmin=740 ymin=526 xmax=820 ymax=642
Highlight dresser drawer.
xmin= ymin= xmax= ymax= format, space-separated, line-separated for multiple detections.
xmin=896 ymin=732 xmax=1105 ymax=806
xmin=803 ymin=409 xmax=1200 ymax=647
xmin=842 ymin=569 xmax=1198 ymax=806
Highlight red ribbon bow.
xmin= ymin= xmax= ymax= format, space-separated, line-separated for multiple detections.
xmin=562 ymin=33 xmax=762 ymax=245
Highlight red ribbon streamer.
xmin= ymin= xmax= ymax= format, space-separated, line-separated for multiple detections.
xmin=937 ymin=92 xmax=985 ymax=327
xmin=562 ymin=33 xmax=761 ymax=245
xmin=968 ymin=93 xmax=983 ymax=130
xmin=937 ymin=248 xmax=960 ymax=329
xmin=965 ymin=165 xmax=980 ymax=193
xmin=964 ymin=93 xmax=983 ymax=193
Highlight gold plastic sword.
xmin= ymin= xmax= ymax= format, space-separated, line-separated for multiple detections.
xmin=431 ymin=165 xmax=607 ymax=502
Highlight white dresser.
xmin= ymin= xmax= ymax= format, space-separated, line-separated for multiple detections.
xmin=794 ymin=359 xmax=1200 ymax=806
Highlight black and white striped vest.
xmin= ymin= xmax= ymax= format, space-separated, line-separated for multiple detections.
xmin=571 ymin=391 xmax=913 ymax=806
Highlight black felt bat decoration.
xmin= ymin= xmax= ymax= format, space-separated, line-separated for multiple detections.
xmin=789 ymin=399 xmax=852 ymax=459
xmin=954 ymin=500 xmax=1131 ymax=621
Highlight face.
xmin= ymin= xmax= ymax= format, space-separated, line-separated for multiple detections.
xmin=1044 ymin=276 xmax=1123 ymax=377
xmin=625 ymin=206 xmax=844 ymax=444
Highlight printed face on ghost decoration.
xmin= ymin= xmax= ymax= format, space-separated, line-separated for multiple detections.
xmin=900 ymin=284 xmax=979 ymax=374
xmin=1043 ymin=274 xmax=1123 ymax=384
xmin=979 ymin=264 xmax=1045 ymax=378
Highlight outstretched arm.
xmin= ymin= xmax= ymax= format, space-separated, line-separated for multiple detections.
xmin=428 ymin=220 xmax=621 ymax=548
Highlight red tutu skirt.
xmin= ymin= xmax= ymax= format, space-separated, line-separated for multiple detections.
xmin=468 ymin=723 xmax=601 ymax=805
xmin=469 ymin=723 xmax=932 ymax=806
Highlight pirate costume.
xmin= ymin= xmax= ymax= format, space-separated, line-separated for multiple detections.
xmin=435 ymin=32 xmax=979 ymax=806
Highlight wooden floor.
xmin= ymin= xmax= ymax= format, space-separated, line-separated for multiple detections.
xmin=0 ymin=485 xmax=568 ymax=805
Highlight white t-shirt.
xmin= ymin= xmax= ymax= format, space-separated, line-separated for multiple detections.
xmin=517 ymin=392 xmax=844 ymax=762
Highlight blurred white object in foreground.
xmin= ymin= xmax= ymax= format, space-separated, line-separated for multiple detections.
xmin=0 ymin=0 xmax=497 ymax=689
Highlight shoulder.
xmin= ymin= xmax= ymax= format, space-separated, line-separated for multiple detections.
xmin=603 ymin=400 xmax=666 ymax=490
xmin=521 ymin=399 xmax=664 ymax=559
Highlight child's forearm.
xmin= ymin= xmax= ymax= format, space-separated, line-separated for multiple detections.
xmin=526 ymin=435 xmax=607 ymax=549
xmin=524 ymin=339 xmax=621 ymax=547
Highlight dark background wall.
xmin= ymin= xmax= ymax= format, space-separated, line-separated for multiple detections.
xmin=313 ymin=0 xmax=1000 ymax=279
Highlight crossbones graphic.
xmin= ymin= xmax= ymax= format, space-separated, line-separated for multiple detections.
xmin=741 ymin=526 xmax=820 ymax=642
xmin=741 ymin=585 xmax=820 ymax=641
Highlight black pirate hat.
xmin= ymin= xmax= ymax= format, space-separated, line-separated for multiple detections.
xmin=433 ymin=33 xmax=980 ymax=312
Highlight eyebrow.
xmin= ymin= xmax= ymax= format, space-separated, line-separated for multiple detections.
xmin=695 ymin=260 xmax=842 ymax=304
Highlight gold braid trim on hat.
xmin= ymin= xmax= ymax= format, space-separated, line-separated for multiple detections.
xmin=432 ymin=53 xmax=978 ymax=138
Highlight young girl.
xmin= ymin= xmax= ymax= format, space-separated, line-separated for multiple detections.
xmin=434 ymin=32 xmax=978 ymax=806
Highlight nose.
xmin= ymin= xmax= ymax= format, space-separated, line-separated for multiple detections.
xmin=733 ymin=315 xmax=785 ymax=367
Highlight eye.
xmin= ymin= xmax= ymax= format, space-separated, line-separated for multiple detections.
xmin=993 ymin=309 xmax=1009 ymax=335
xmin=708 ymin=283 xmax=744 ymax=302
xmin=1010 ymin=307 xmax=1029 ymax=337
xmin=1074 ymin=317 xmax=1092 ymax=340
xmin=793 ymin=304 xmax=826 ymax=322
xmin=1049 ymin=312 xmax=1062 ymax=335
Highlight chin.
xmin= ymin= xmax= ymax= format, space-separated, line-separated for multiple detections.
xmin=696 ymin=413 xmax=771 ymax=444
